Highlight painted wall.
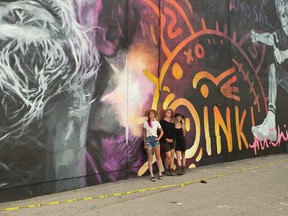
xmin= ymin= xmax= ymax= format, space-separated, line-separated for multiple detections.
xmin=0 ymin=0 xmax=287 ymax=202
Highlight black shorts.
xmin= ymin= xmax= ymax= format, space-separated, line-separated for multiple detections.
xmin=161 ymin=141 xmax=175 ymax=152
xmin=175 ymin=142 xmax=186 ymax=152
xmin=175 ymin=136 xmax=186 ymax=152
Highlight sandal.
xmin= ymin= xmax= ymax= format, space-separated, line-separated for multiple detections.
xmin=158 ymin=175 xmax=163 ymax=180
xmin=150 ymin=177 xmax=156 ymax=182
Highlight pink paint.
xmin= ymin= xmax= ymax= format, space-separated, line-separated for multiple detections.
xmin=249 ymin=125 xmax=288 ymax=155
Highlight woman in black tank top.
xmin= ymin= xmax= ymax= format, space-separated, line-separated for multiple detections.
xmin=174 ymin=113 xmax=186 ymax=175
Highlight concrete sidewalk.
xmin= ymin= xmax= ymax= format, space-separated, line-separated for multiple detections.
xmin=1 ymin=154 xmax=288 ymax=216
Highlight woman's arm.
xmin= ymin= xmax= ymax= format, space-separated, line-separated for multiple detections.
xmin=160 ymin=120 xmax=167 ymax=140
xmin=156 ymin=127 xmax=164 ymax=141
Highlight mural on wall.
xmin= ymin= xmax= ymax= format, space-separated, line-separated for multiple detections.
xmin=0 ymin=0 xmax=287 ymax=201
xmin=251 ymin=0 xmax=288 ymax=143
xmin=0 ymin=0 xmax=99 ymax=195
xmin=0 ymin=0 xmax=153 ymax=197
xmin=137 ymin=0 xmax=288 ymax=175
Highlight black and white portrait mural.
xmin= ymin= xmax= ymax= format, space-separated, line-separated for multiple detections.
xmin=0 ymin=0 xmax=99 ymax=197
xmin=251 ymin=0 xmax=288 ymax=142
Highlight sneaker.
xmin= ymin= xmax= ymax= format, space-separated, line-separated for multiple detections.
xmin=251 ymin=118 xmax=277 ymax=141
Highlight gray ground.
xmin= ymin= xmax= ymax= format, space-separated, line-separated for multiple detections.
xmin=1 ymin=154 xmax=288 ymax=216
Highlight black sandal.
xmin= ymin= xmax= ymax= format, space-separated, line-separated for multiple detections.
xmin=150 ymin=177 xmax=156 ymax=182
xmin=158 ymin=175 xmax=163 ymax=180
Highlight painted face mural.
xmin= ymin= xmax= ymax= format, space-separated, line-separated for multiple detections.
xmin=0 ymin=0 xmax=98 ymax=197
xmin=0 ymin=0 xmax=287 ymax=201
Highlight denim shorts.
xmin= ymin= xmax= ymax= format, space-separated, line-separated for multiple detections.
xmin=146 ymin=136 xmax=160 ymax=148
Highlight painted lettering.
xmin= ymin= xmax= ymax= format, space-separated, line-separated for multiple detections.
xmin=249 ymin=125 xmax=288 ymax=155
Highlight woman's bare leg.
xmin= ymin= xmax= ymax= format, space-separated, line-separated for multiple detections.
xmin=154 ymin=146 xmax=162 ymax=176
xmin=147 ymin=148 xmax=154 ymax=177
xmin=170 ymin=149 xmax=175 ymax=170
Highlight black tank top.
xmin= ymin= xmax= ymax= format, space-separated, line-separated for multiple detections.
xmin=175 ymin=128 xmax=184 ymax=137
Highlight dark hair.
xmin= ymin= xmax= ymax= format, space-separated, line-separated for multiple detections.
xmin=165 ymin=108 xmax=174 ymax=117
xmin=147 ymin=119 xmax=152 ymax=128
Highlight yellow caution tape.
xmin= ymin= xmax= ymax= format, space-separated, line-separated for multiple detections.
xmin=1 ymin=158 xmax=287 ymax=212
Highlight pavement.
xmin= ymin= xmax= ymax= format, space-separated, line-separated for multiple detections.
xmin=0 ymin=154 xmax=288 ymax=216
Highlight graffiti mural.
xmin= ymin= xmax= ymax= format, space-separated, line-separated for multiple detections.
xmin=138 ymin=0 xmax=287 ymax=174
xmin=0 ymin=0 xmax=287 ymax=201
xmin=0 ymin=0 xmax=99 ymax=199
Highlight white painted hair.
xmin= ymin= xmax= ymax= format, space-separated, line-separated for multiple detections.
xmin=0 ymin=0 xmax=99 ymax=140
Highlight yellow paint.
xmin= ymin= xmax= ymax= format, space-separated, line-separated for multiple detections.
xmin=235 ymin=106 xmax=249 ymax=150
xmin=172 ymin=63 xmax=183 ymax=80
xmin=204 ymin=106 xmax=212 ymax=156
xmin=200 ymin=84 xmax=209 ymax=98
xmin=196 ymin=148 xmax=203 ymax=162
xmin=163 ymin=93 xmax=176 ymax=110
xmin=214 ymin=106 xmax=232 ymax=153
xmin=163 ymin=86 xmax=171 ymax=92
xmin=185 ymin=118 xmax=190 ymax=132
xmin=188 ymin=164 xmax=196 ymax=168
xmin=143 ymin=69 xmax=160 ymax=110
